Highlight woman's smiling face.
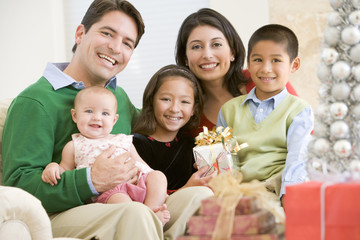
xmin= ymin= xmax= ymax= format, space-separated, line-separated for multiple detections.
xmin=185 ymin=25 xmax=234 ymax=84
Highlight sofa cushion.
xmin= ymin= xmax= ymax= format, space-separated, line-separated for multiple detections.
xmin=0 ymin=98 xmax=13 ymax=185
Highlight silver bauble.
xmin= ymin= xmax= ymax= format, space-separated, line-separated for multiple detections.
xmin=324 ymin=27 xmax=341 ymax=46
xmin=317 ymin=64 xmax=332 ymax=82
xmin=333 ymin=139 xmax=352 ymax=158
xmin=330 ymin=102 xmax=349 ymax=119
xmin=332 ymin=82 xmax=351 ymax=100
xmin=341 ymin=26 xmax=360 ymax=45
xmin=331 ymin=61 xmax=351 ymax=80
xmin=321 ymin=48 xmax=339 ymax=65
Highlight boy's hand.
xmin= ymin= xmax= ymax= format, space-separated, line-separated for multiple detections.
xmin=42 ymin=162 xmax=62 ymax=186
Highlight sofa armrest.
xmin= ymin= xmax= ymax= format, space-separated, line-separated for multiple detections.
xmin=0 ymin=98 xmax=13 ymax=186
xmin=0 ymin=186 xmax=53 ymax=240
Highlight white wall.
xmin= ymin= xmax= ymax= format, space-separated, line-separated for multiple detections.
xmin=0 ymin=0 xmax=268 ymax=106
xmin=211 ymin=0 xmax=269 ymax=66
xmin=0 ymin=0 xmax=66 ymax=100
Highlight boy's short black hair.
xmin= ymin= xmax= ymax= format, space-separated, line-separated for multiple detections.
xmin=247 ymin=24 xmax=299 ymax=62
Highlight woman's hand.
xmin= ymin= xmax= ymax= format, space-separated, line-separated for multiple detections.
xmin=183 ymin=165 xmax=217 ymax=188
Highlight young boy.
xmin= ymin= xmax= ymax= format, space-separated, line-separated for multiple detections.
xmin=217 ymin=24 xmax=313 ymax=204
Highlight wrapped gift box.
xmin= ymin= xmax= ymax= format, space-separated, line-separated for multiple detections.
xmin=199 ymin=196 xmax=260 ymax=216
xmin=193 ymin=143 xmax=232 ymax=176
xmin=177 ymin=233 xmax=279 ymax=240
xmin=187 ymin=209 xmax=276 ymax=236
xmin=285 ymin=181 xmax=360 ymax=240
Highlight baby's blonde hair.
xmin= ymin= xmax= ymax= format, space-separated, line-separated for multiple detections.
xmin=74 ymin=86 xmax=118 ymax=111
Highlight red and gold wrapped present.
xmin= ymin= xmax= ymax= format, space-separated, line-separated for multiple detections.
xmin=178 ymin=172 xmax=284 ymax=240
xmin=187 ymin=209 xmax=276 ymax=236
xmin=285 ymin=181 xmax=360 ymax=240
xmin=193 ymin=126 xmax=248 ymax=176
xmin=199 ymin=196 xmax=259 ymax=216
xmin=177 ymin=231 xmax=279 ymax=240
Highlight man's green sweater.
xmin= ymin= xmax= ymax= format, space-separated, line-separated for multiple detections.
xmin=2 ymin=77 xmax=139 ymax=212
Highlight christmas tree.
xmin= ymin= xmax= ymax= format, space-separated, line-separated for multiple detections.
xmin=308 ymin=0 xmax=360 ymax=178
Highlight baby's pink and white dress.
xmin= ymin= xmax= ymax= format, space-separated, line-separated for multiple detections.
xmin=72 ymin=133 xmax=152 ymax=203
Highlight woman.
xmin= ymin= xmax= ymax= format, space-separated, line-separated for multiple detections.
xmin=175 ymin=8 xmax=297 ymax=137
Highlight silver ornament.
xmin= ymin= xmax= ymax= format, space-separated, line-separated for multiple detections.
xmin=350 ymin=44 xmax=360 ymax=62
xmin=352 ymin=84 xmax=360 ymax=101
xmin=332 ymin=82 xmax=351 ymax=100
xmin=330 ymin=120 xmax=350 ymax=139
xmin=352 ymin=104 xmax=360 ymax=120
xmin=349 ymin=10 xmax=360 ymax=25
xmin=328 ymin=11 xmax=343 ymax=26
xmin=324 ymin=27 xmax=341 ymax=47
xmin=316 ymin=103 xmax=330 ymax=120
xmin=350 ymin=159 xmax=360 ymax=171
xmin=317 ymin=64 xmax=332 ymax=82
xmin=321 ymin=48 xmax=339 ymax=65
xmin=333 ymin=139 xmax=352 ymax=158
xmin=318 ymin=84 xmax=330 ymax=98
xmin=313 ymin=138 xmax=331 ymax=156
xmin=352 ymin=0 xmax=360 ymax=8
xmin=331 ymin=61 xmax=351 ymax=80
xmin=352 ymin=65 xmax=360 ymax=81
xmin=330 ymin=102 xmax=349 ymax=119
xmin=341 ymin=26 xmax=360 ymax=45
xmin=330 ymin=0 xmax=345 ymax=9
xmin=313 ymin=122 xmax=329 ymax=138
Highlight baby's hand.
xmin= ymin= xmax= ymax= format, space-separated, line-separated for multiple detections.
xmin=42 ymin=162 xmax=62 ymax=186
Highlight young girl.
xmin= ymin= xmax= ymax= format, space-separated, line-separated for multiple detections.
xmin=41 ymin=86 xmax=170 ymax=226
xmin=132 ymin=64 xmax=216 ymax=194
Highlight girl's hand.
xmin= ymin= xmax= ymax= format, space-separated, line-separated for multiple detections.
xmin=183 ymin=165 xmax=217 ymax=188
xmin=42 ymin=162 xmax=62 ymax=186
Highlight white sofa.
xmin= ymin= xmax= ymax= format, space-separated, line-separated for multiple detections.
xmin=0 ymin=98 xmax=78 ymax=240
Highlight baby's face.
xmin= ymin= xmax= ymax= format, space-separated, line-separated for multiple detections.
xmin=247 ymin=40 xmax=300 ymax=101
xmin=72 ymin=93 xmax=118 ymax=139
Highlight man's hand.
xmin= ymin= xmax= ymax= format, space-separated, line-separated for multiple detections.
xmin=91 ymin=146 xmax=139 ymax=193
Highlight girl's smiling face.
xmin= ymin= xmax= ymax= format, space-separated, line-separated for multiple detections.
xmin=152 ymin=76 xmax=195 ymax=141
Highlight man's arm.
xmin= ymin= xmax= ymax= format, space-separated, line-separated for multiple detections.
xmin=2 ymin=97 xmax=93 ymax=212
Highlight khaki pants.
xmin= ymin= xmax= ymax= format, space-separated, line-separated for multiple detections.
xmin=50 ymin=186 xmax=213 ymax=240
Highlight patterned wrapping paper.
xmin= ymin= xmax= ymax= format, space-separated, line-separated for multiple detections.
xmin=193 ymin=126 xmax=248 ymax=177
xmin=193 ymin=143 xmax=232 ymax=176
xmin=199 ymin=196 xmax=260 ymax=216
xmin=177 ymin=233 xmax=279 ymax=240
xmin=187 ymin=209 xmax=276 ymax=236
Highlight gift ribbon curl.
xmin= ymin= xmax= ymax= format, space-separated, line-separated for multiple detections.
xmin=208 ymin=170 xmax=285 ymax=240
xmin=195 ymin=126 xmax=247 ymax=152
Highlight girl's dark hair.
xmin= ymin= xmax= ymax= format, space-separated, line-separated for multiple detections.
xmin=72 ymin=0 xmax=145 ymax=53
xmin=132 ymin=64 xmax=203 ymax=136
xmin=175 ymin=8 xmax=249 ymax=97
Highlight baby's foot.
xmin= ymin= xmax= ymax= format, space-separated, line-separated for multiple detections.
xmin=152 ymin=204 xmax=170 ymax=226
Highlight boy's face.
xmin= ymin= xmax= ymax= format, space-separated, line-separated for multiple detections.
xmin=74 ymin=11 xmax=138 ymax=86
xmin=247 ymin=40 xmax=300 ymax=101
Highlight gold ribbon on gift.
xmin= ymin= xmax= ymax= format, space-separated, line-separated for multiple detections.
xmin=195 ymin=126 xmax=246 ymax=152
xmin=208 ymin=171 xmax=285 ymax=240
xmin=195 ymin=126 xmax=233 ymax=145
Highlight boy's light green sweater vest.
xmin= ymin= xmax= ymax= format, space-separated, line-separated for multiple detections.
xmin=221 ymin=94 xmax=309 ymax=182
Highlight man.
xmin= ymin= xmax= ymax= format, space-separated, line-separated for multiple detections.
xmin=2 ymin=0 xmax=213 ymax=239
